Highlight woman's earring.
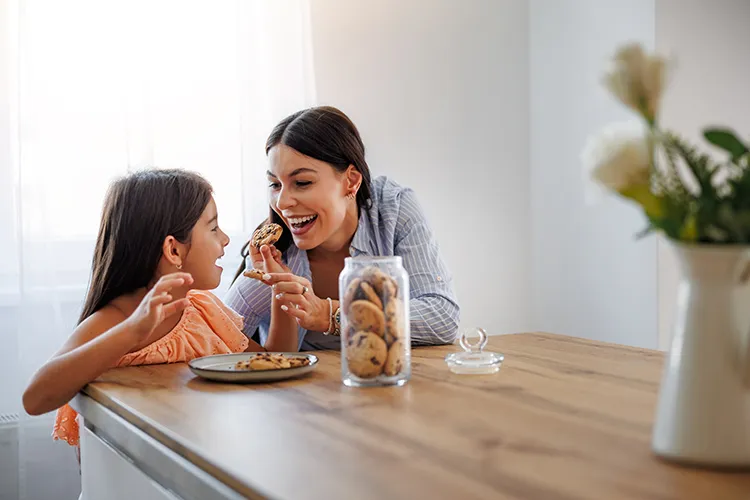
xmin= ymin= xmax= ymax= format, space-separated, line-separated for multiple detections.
xmin=347 ymin=192 xmax=356 ymax=200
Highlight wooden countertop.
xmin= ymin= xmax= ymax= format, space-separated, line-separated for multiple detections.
xmin=77 ymin=333 xmax=750 ymax=499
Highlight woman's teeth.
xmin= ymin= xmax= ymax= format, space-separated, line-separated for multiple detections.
xmin=289 ymin=215 xmax=317 ymax=228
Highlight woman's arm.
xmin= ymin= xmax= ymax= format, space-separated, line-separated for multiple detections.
xmin=394 ymin=189 xmax=460 ymax=346
xmin=261 ymin=245 xmax=302 ymax=351
xmin=225 ymin=245 xmax=300 ymax=352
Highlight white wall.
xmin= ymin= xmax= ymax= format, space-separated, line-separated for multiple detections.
xmin=309 ymin=0 xmax=531 ymax=335
xmin=655 ymin=0 xmax=750 ymax=349
xmin=529 ymin=0 xmax=659 ymax=348
xmin=0 ymin=0 xmax=20 ymax=417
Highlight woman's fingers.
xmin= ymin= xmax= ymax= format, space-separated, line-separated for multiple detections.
xmin=280 ymin=302 xmax=306 ymax=320
xmin=249 ymin=243 xmax=263 ymax=267
xmin=274 ymin=293 xmax=307 ymax=309
xmin=264 ymin=273 xmax=309 ymax=286
xmin=272 ymin=281 xmax=308 ymax=295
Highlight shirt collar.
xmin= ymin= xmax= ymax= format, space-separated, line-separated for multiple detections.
xmin=349 ymin=210 xmax=377 ymax=257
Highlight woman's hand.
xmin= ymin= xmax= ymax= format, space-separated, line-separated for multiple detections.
xmin=250 ymin=243 xmax=288 ymax=273
xmin=264 ymin=272 xmax=331 ymax=332
xmin=125 ymin=272 xmax=193 ymax=343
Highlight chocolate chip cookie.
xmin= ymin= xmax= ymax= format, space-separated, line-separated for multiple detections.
xmin=235 ymin=353 xmax=291 ymax=370
xmin=383 ymin=298 xmax=404 ymax=345
xmin=362 ymin=266 xmax=399 ymax=302
xmin=383 ymin=340 xmax=406 ymax=376
xmin=243 ymin=268 xmax=265 ymax=281
xmin=251 ymin=222 xmax=283 ymax=249
xmin=346 ymin=331 xmax=388 ymax=378
xmin=349 ymin=300 xmax=386 ymax=337
xmin=359 ymin=281 xmax=384 ymax=309
xmin=342 ymin=278 xmax=364 ymax=313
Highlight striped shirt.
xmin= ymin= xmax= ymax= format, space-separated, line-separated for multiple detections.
xmin=223 ymin=176 xmax=460 ymax=350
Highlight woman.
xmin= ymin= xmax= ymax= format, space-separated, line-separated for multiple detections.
xmin=225 ymin=106 xmax=459 ymax=350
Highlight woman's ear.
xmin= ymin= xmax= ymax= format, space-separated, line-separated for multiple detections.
xmin=345 ymin=165 xmax=362 ymax=195
xmin=162 ymin=236 xmax=186 ymax=269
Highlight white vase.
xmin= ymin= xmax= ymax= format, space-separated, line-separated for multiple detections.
xmin=652 ymin=243 xmax=750 ymax=467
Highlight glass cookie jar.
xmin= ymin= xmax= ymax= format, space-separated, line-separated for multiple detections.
xmin=339 ymin=256 xmax=410 ymax=387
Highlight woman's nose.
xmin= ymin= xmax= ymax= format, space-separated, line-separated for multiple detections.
xmin=276 ymin=187 xmax=296 ymax=210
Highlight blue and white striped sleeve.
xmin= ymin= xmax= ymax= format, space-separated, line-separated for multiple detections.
xmin=223 ymin=274 xmax=271 ymax=339
xmin=394 ymin=189 xmax=460 ymax=346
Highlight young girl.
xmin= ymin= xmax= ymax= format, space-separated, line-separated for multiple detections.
xmin=22 ymin=168 xmax=297 ymax=447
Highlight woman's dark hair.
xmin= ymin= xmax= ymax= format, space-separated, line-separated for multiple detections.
xmin=79 ymin=169 xmax=213 ymax=323
xmin=234 ymin=106 xmax=373 ymax=282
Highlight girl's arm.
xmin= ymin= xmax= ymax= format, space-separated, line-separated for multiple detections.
xmin=23 ymin=272 xmax=192 ymax=415
xmin=23 ymin=308 xmax=140 ymax=415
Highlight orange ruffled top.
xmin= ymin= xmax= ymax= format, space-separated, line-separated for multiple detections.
xmin=52 ymin=290 xmax=249 ymax=446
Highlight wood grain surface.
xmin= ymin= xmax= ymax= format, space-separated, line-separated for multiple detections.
xmin=78 ymin=333 xmax=750 ymax=499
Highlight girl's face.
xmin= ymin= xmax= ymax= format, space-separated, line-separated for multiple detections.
xmin=181 ymin=198 xmax=230 ymax=289
xmin=267 ymin=144 xmax=360 ymax=250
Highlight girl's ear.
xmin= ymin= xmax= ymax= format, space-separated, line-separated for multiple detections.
xmin=162 ymin=236 xmax=187 ymax=269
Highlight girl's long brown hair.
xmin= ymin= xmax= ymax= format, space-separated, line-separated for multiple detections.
xmin=233 ymin=106 xmax=374 ymax=283
xmin=79 ymin=169 xmax=212 ymax=323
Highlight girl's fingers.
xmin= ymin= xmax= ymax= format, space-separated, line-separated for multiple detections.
xmin=150 ymin=292 xmax=173 ymax=306
xmin=153 ymin=274 xmax=192 ymax=293
xmin=158 ymin=272 xmax=193 ymax=284
xmin=160 ymin=298 xmax=191 ymax=318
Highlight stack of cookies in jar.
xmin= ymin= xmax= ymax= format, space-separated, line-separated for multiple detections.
xmin=341 ymin=265 xmax=409 ymax=384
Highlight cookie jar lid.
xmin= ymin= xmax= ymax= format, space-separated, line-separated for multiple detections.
xmin=444 ymin=327 xmax=504 ymax=374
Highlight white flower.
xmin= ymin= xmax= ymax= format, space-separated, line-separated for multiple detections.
xmin=603 ymin=43 xmax=668 ymax=122
xmin=582 ymin=121 xmax=651 ymax=205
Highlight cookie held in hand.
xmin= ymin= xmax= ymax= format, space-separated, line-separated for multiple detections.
xmin=243 ymin=268 xmax=265 ymax=281
xmin=251 ymin=223 xmax=283 ymax=249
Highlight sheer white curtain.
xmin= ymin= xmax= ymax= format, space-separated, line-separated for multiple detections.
xmin=0 ymin=1 xmax=316 ymax=498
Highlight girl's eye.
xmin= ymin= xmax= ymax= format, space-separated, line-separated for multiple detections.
xmin=212 ymin=225 xmax=219 ymax=232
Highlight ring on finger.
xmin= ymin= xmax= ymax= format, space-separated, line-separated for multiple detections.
xmin=302 ymin=285 xmax=309 ymax=295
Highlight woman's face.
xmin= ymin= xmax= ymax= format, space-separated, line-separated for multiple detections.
xmin=267 ymin=144 xmax=359 ymax=251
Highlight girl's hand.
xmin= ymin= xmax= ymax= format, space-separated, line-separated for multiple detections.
xmin=125 ymin=272 xmax=193 ymax=343
xmin=264 ymin=273 xmax=330 ymax=333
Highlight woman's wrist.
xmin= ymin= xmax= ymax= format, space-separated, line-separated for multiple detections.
xmin=323 ymin=299 xmax=340 ymax=335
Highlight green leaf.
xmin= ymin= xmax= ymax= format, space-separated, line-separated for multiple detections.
xmin=679 ymin=214 xmax=698 ymax=242
xmin=704 ymin=128 xmax=749 ymax=161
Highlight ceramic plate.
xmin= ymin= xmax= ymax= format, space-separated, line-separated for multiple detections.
xmin=188 ymin=352 xmax=318 ymax=383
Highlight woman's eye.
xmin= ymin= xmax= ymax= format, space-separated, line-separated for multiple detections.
xmin=296 ymin=181 xmax=312 ymax=187
xmin=268 ymin=182 xmax=280 ymax=190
